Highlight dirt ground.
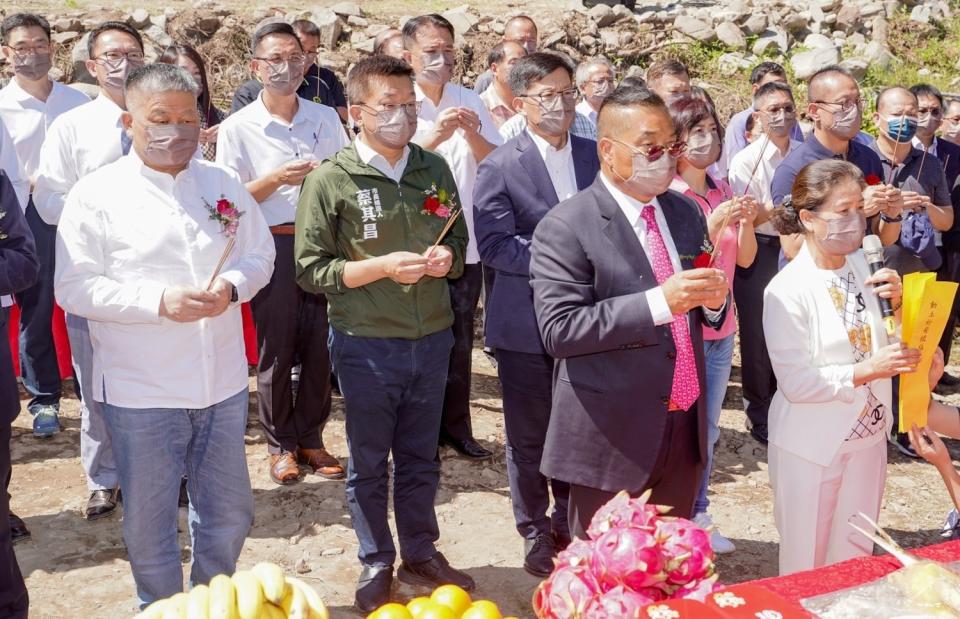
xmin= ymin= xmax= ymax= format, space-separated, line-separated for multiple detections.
xmin=9 ymin=345 xmax=960 ymax=618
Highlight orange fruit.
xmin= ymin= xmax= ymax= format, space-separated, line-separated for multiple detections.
xmin=430 ymin=585 xmax=472 ymax=616
xmin=462 ymin=599 xmax=504 ymax=619
xmin=368 ymin=602 xmax=414 ymax=619
xmin=411 ymin=602 xmax=457 ymax=619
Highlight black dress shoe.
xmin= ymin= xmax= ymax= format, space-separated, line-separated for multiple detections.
xmin=86 ymin=489 xmax=119 ymax=521
xmin=398 ymin=552 xmax=476 ymax=592
xmin=524 ymin=533 xmax=558 ymax=578
xmin=355 ymin=564 xmax=393 ymax=613
xmin=748 ymin=422 xmax=769 ymax=445
xmin=441 ymin=437 xmax=494 ymax=461
xmin=9 ymin=512 xmax=30 ymax=544
xmin=939 ymin=372 xmax=960 ymax=387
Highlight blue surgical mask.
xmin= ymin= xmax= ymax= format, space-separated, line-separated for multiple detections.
xmin=883 ymin=115 xmax=918 ymax=142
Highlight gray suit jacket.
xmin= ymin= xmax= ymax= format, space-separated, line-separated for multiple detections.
xmin=530 ymin=176 xmax=726 ymax=493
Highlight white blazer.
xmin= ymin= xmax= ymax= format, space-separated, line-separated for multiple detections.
xmin=762 ymin=244 xmax=894 ymax=467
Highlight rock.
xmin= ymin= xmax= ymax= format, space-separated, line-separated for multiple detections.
xmin=835 ymin=4 xmax=861 ymax=33
xmin=716 ymin=0 xmax=751 ymax=24
xmin=294 ymin=556 xmax=311 ymax=574
xmin=803 ymin=33 xmax=835 ymax=49
xmin=781 ymin=11 xmax=810 ymax=33
xmin=128 ymin=8 xmax=151 ymax=29
xmin=321 ymin=547 xmax=345 ymax=556
xmin=442 ymin=5 xmax=480 ymax=36
xmin=588 ymin=4 xmax=617 ymax=28
xmin=347 ymin=15 xmax=368 ymax=28
xmin=581 ymin=34 xmax=598 ymax=47
xmin=839 ymin=58 xmax=869 ymax=80
xmin=847 ymin=32 xmax=867 ymax=50
xmin=815 ymin=0 xmax=840 ymax=11
xmin=743 ymin=13 xmax=768 ymax=36
xmin=51 ymin=17 xmax=81 ymax=32
xmin=350 ymin=31 xmax=368 ymax=46
xmin=365 ymin=24 xmax=390 ymax=38
xmin=315 ymin=11 xmax=344 ymax=49
xmin=599 ymin=29 xmax=621 ymax=50
xmin=752 ymin=28 xmax=789 ymax=55
xmin=555 ymin=43 xmax=583 ymax=62
xmin=329 ymin=1 xmax=363 ymax=18
xmin=51 ymin=31 xmax=81 ymax=45
xmin=718 ymin=51 xmax=754 ymax=75
xmin=612 ymin=3 xmax=634 ymax=22
xmin=490 ymin=20 xmax=505 ymax=35
xmin=70 ymin=32 xmax=94 ymax=85
xmin=674 ymin=15 xmax=715 ymax=42
xmin=862 ymin=40 xmax=895 ymax=69
xmin=791 ymin=46 xmax=840 ymax=80
xmin=909 ymin=4 xmax=932 ymax=23
xmin=542 ymin=30 xmax=566 ymax=49
xmin=714 ymin=21 xmax=745 ymax=49
xmin=871 ymin=17 xmax=889 ymax=43
xmin=860 ymin=2 xmax=886 ymax=19
xmin=143 ymin=24 xmax=172 ymax=48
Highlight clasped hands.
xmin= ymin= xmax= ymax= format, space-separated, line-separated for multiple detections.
xmin=159 ymin=277 xmax=233 ymax=323
xmin=433 ymin=107 xmax=483 ymax=142
xmin=381 ymin=246 xmax=454 ymax=284
xmin=863 ymin=184 xmax=930 ymax=219
xmin=662 ymin=268 xmax=727 ymax=315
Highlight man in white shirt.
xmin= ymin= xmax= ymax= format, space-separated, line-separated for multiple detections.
xmin=478 ymin=41 xmax=527 ymax=129
xmin=574 ymin=56 xmax=615 ymax=140
xmin=404 ymin=14 xmax=502 ymax=460
xmin=474 ymin=52 xmax=600 ymax=577
xmin=473 ymin=15 xmax=539 ymax=95
xmin=728 ymin=80 xmax=801 ymax=445
xmin=33 ymin=19 xmax=144 ymax=520
xmin=217 ymin=21 xmax=349 ymax=486
xmin=55 ymin=63 xmax=274 ymax=610
xmin=0 ymin=13 xmax=89 ymax=445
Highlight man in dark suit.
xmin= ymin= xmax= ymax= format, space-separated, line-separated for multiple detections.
xmin=0 ymin=168 xmax=40 ymax=619
xmin=530 ymin=85 xmax=729 ymax=537
xmin=474 ymin=52 xmax=600 ymax=576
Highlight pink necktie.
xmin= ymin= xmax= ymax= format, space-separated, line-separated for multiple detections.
xmin=640 ymin=205 xmax=700 ymax=411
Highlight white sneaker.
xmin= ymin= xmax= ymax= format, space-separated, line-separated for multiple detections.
xmin=693 ymin=512 xmax=736 ymax=555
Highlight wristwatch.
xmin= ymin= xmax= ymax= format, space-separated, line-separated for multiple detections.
xmin=880 ymin=212 xmax=903 ymax=223
xmin=230 ymin=284 xmax=238 ymax=303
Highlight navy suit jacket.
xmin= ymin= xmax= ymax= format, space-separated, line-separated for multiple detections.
xmin=473 ymin=131 xmax=600 ymax=354
xmin=0 ymin=170 xmax=39 ymax=425
xmin=529 ymin=177 xmax=727 ymax=493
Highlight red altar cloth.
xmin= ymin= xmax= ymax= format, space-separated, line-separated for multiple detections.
xmin=6 ymin=303 xmax=259 ymax=378
xmin=750 ymin=539 xmax=960 ymax=603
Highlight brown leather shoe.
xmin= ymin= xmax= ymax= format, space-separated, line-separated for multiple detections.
xmin=269 ymin=451 xmax=301 ymax=485
xmin=297 ymin=447 xmax=345 ymax=480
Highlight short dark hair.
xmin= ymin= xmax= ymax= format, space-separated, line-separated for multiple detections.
xmin=620 ymin=75 xmax=646 ymax=89
xmin=291 ymin=19 xmax=321 ymax=39
xmin=597 ymin=84 xmax=669 ymax=139
xmin=1 ymin=13 xmax=50 ymax=44
xmin=346 ymin=55 xmax=415 ymax=105
xmin=910 ymin=83 xmax=944 ymax=108
xmin=807 ymin=65 xmax=855 ymax=102
xmin=486 ymin=41 xmax=526 ymax=69
xmin=875 ymin=85 xmax=915 ymax=113
xmin=87 ymin=21 xmax=144 ymax=58
xmin=646 ymin=59 xmax=688 ymax=85
xmin=402 ymin=14 xmax=455 ymax=49
xmin=669 ymin=94 xmax=724 ymax=158
xmin=754 ymin=80 xmax=794 ymax=105
xmin=745 ymin=113 xmax=756 ymax=135
xmin=750 ymin=61 xmax=787 ymax=85
xmin=507 ymin=52 xmax=573 ymax=96
xmin=505 ymin=15 xmax=538 ymax=34
xmin=250 ymin=21 xmax=303 ymax=56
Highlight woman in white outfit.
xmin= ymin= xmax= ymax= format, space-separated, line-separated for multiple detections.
xmin=762 ymin=159 xmax=920 ymax=575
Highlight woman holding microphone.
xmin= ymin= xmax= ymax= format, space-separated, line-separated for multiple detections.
xmin=763 ymin=159 xmax=921 ymax=575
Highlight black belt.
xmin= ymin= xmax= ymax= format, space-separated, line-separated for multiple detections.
xmin=756 ymin=233 xmax=781 ymax=247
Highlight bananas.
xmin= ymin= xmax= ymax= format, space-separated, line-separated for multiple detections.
xmin=133 ymin=563 xmax=329 ymax=619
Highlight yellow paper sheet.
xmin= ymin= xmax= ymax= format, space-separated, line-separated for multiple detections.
xmin=898 ymin=273 xmax=958 ymax=432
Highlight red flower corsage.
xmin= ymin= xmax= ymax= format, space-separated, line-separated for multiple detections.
xmin=865 ymin=174 xmax=883 ymax=186
xmin=693 ymin=252 xmax=712 ymax=268
xmin=422 ymin=184 xmax=456 ymax=218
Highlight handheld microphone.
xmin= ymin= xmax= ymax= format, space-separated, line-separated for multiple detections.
xmin=862 ymin=234 xmax=896 ymax=337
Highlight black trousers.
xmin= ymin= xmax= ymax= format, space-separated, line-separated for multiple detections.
xmin=251 ymin=233 xmax=331 ymax=454
xmin=733 ymin=236 xmax=781 ymax=429
xmin=0 ymin=425 xmax=27 ymax=618
xmin=439 ymin=264 xmax=483 ymax=444
xmin=938 ymin=246 xmax=960 ymax=362
xmin=567 ymin=407 xmax=702 ymax=539
xmin=497 ymin=350 xmax=569 ymax=541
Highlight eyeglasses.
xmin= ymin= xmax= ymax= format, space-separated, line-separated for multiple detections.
xmin=519 ymin=87 xmax=578 ymax=105
xmin=254 ymin=54 xmax=307 ymax=67
xmin=917 ymin=107 xmax=942 ymax=117
xmin=761 ymin=104 xmax=796 ymax=115
xmin=610 ymin=138 xmax=687 ymax=162
xmin=945 ymin=115 xmax=960 ymax=123
xmin=359 ymin=102 xmax=422 ymax=116
xmin=95 ymin=51 xmax=145 ymax=65
xmin=812 ymin=98 xmax=865 ymax=112
xmin=6 ymin=45 xmax=51 ymax=59
xmin=587 ymin=78 xmax=615 ymax=87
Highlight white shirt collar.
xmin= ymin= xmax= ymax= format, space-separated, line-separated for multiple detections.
xmin=355 ymin=135 xmax=410 ymax=182
xmin=248 ymin=90 xmax=308 ymax=128
xmin=526 ymin=128 xmax=572 ymax=161
xmin=911 ymin=135 xmax=937 ymax=157
xmin=576 ymin=99 xmax=598 ymax=124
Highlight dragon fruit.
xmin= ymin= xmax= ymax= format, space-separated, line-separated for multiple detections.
xmin=533 ymin=563 xmax=603 ymax=618
xmin=655 ymin=517 xmax=716 ymax=587
xmin=555 ymin=537 xmax=594 ymax=568
xmin=591 ymin=526 xmax=667 ymax=591
xmin=586 ymin=490 xmax=667 ymax=539
xmin=583 ymin=585 xmax=665 ymax=618
xmin=677 ymin=574 xmax=722 ymax=602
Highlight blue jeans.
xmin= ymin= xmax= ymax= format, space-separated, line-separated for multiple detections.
xmin=102 ymin=389 xmax=253 ymax=609
xmin=330 ymin=328 xmax=453 ymax=568
xmin=695 ymin=334 xmax=735 ymax=515
xmin=13 ymin=201 xmax=60 ymax=414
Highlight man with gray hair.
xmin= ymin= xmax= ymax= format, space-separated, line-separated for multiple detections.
xmin=55 ymin=63 xmax=275 ymax=608
xmin=574 ymin=56 xmax=614 ymax=138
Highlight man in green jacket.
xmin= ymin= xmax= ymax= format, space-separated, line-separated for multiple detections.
xmin=295 ymin=55 xmax=474 ymax=612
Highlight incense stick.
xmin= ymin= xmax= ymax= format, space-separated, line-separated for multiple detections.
xmin=707 ymin=133 xmax=770 ymax=267
xmin=916 ymin=144 xmax=929 ymax=180
xmin=428 ymin=208 xmax=463 ymax=256
xmin=206 ymin=237 xmax=236 ymax=291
